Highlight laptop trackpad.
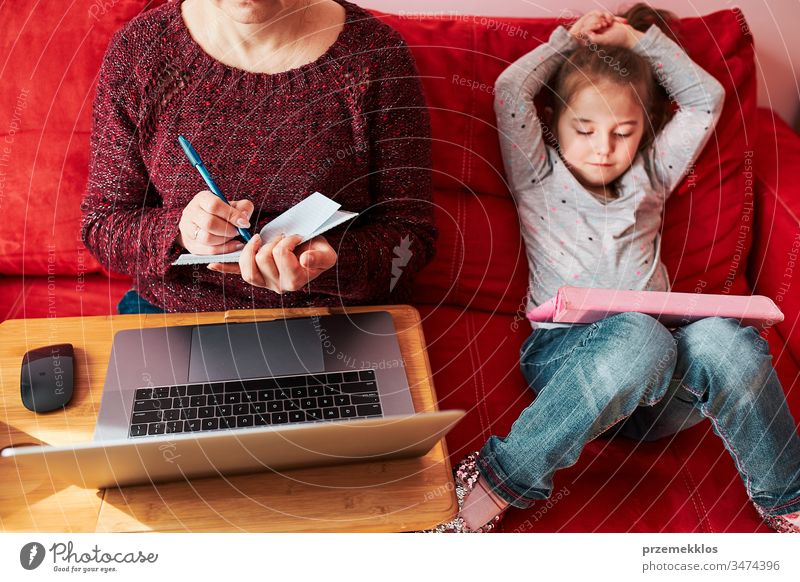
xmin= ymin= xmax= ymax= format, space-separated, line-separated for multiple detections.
xmin=188 ymin=319 xmax=324 ymax=383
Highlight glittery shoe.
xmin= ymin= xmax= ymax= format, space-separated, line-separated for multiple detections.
xmin=420 ymin=451 xmax=506 ymax=533
xmin=754 ymin=503 xmax=800 ymax=533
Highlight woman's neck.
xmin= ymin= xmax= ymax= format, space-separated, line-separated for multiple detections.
xmin=181 ymin=0 xmax=344 ymax=73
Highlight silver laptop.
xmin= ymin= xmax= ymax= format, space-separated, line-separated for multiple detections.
xmin=3 ymin=311 xmax=464 ymax=488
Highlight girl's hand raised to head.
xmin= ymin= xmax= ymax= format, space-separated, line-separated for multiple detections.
xmin=568 ymin=10 xmax=635 ymax=46
xmin=580 ymin=20 xmax=644 ymax=49
xmin=569 ymin=10 xmax=615 ymax=39
xmin=207 ymin=234 xmax=338 ymax=294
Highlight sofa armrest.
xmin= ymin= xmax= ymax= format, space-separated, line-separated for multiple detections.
xmin=748 ymin=107 xmax=800 ymax=370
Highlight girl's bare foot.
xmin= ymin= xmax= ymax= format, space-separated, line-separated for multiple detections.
xmin=459 ymin=474 xmax=510 ymax=530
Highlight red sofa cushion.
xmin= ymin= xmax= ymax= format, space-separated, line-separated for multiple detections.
xmin=751 ymin=108 xmax=800 ymax=372
xmin=382 ymin=9 xmax=756 ymax=311
xmin=0 ymin=0 xmax=167 ymax=275
xmin=0 ymin=274 xmax=132 ymax=321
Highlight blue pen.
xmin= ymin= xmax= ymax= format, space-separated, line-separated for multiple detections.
xmin=178 ymin=135 xmax=251 ymax=242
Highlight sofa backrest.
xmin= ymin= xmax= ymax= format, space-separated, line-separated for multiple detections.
xmin=0 ymin=1 xmax=170 ymax=276
xmin=1 ymin=2 xmax=756 ymax=316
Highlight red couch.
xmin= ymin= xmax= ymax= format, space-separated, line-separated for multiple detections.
xmin=2 ymin=1 xmax=799 ymax=532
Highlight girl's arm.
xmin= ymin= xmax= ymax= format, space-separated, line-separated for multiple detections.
xmin=631 ymin=25 xmax=726 ymax=195
xmin=494 ymin=27 xmax=579 ymax=193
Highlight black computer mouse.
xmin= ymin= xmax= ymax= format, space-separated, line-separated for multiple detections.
xmin=20 ymin=344 xmax=74 ymax=412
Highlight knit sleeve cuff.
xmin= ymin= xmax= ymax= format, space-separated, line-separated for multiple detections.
xmin=146 ymin=207 xmax=185 ymax=278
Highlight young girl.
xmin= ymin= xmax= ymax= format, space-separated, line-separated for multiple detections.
xmin=431 ymin=6 xmax=800 ymax=533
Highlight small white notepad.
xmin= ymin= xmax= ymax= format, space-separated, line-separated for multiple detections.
xmin=172 ymin=192 xmax=358 ymax=266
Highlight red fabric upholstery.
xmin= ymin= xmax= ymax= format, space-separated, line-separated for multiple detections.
xmin=0 ymin=0 xmax=165 ymax=275
xmin=0 ymin=274 xmax=131 ymax=321
xmin=1 ymin=1 xmax=797 ymax=532
xmin=750 ymin=109 xmax=800 ymax=376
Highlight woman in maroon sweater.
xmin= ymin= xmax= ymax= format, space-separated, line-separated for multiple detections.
xmin=81 ymin=0 xmax=435 ymax=313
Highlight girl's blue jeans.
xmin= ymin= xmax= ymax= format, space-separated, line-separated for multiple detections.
xmin=478 ymin=312 xmax=800 ymax=517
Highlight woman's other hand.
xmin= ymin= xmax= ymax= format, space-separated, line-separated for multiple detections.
xmin=177 ymin=190 xmax=254 ymax=255
xmin=208 ymin=234 xmax=338 ymax=293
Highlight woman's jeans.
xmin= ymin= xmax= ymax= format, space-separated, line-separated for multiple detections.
xmin=117 ymin=289 xmax=165 ymax=314
xmin=478 ymin=312 xmax=800 ymax=517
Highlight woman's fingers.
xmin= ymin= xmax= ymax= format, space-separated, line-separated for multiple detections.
xmin=192 ymin=192 xmax=251 ymax=239
xmin=229 ymin=199 xmax=255 ymax=220
xmin=235 ymin=233 xmax=336 ymax=292
xmin=299 ymin=237 xmax=337 ymax=271
xmin=298 ymin=250 xmax=335 ymax=273
xmin=191 ymin=225 xmax=242 ymax=246
xmin=247 ymin=233 xmax=283 ymax=289
xmin=191 ymin=199 xmax=253 ymax=243
xmin=271 ymin=235 xmax=303 ymax=288
xmin=299 ymin=250 xmax=321 ymax=270
xmin=194 ymin=210 xmax=246 ymax=238
xmin=240 ymin=234 xmax=268 ymax=287
xmin=196 ymin=191 xmax=251 ymax=226
xmin=179 ymin=191 xmax=252 ymax=254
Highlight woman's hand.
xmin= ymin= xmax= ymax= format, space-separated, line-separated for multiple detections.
xmin=177 ymin=190 xmax=254 ymax=255
xmin=208 ymin=234 xmax=338 ymax=293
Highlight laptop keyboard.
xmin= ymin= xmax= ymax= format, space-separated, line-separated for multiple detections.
xmin=128 ymin=369 xmax=382 ymax=438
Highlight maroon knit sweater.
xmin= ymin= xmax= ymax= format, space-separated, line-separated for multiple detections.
xmin=82 ymin=0 xmax=435 ymax=312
